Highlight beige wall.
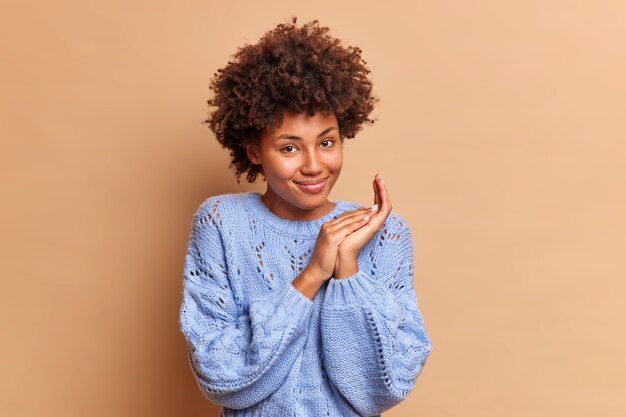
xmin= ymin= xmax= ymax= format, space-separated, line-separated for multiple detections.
xmin=2 ymin=0 xmax=625 ymax=416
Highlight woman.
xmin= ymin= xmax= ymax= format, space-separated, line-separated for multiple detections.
xmin=179 ymin=17 xmax=432 ymax=417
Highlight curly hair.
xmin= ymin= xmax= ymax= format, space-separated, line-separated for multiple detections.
xmin=203 ymin=16 xmax=379 ymax=183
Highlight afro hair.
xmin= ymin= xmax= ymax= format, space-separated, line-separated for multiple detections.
xmin=203 ymin=16 xmax=378 ymax=183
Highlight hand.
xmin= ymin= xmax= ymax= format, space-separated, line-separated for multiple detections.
xmin=305 ymin=205 xmax=375 ymax=282
xmin=334 ymin=173 xmax=392 ymax=278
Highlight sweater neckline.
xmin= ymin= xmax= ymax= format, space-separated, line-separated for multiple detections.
xmin=246 ymin=192 xmax=350 ymax=238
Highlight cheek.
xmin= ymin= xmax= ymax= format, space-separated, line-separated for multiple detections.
xmin=265 ymin=157 xmax=299 ymax=180
xmin=327 ymin=150 xmax=343 ymax=171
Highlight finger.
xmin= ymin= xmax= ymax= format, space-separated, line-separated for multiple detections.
xmin=327 ymin=206 xmax=375 ymax=225
xmin=334 ymin=213 xmax=372 ymax=241
xmin=327 ymin=209 xmax=373 ymax=232
xmin=373 ymin=176 xmax=381 ymax=209
xmin=377 ymin=174 xmax=392 ymax=214
xmin=335 ymin=206 xmax=370 ymax=219
xmin=369 ymin=178 xmax=390 ymax=226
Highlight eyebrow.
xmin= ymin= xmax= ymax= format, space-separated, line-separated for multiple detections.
xmin=275 ymin=126 xmax=337 ymax=141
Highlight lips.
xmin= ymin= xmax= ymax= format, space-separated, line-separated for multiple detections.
xmin=294 ymin=178 xmax=327 ymax=185
xmin=293 ymin=177 xmax=328 ymax=194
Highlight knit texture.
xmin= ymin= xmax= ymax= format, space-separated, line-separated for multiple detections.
xmin=179 ymin=192 xmax=432 ymax=417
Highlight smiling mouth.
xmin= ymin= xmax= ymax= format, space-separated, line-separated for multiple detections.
xmin=293 ymin=177 xmax=329 ymax=194
xmin=293 ymin=177 xmax=328 ymax=185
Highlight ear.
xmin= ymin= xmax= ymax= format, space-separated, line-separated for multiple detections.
xmin=245 ymin=142 xmax=262 ymax=165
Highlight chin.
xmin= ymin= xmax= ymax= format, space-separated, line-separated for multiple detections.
xmin=292 ymin=192 xmax=327 ymax=208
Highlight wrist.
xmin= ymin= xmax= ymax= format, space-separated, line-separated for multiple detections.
xmin=337 ymin=251 xmax=358 ymax=265
xmin=334 ymin=256 xmax=359 ymax=279
xmin=303 ymin=263 xmax=329 ymax=284
xmin=292 ymin=266 xmax=326 ymax=301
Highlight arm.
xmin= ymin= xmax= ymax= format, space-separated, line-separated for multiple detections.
xmin=320 ymin=215 xmax=433 ymax=416
xmin=179 ymin=199 xmax=314 ymax=409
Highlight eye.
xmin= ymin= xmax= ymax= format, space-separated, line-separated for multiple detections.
xmin=321 ymin=139 xmax=335 ymax=148
xmin=281 ymin=145 xmax=297 ymax=154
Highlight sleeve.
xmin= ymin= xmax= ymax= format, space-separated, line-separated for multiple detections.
xmin=320 ymin=213 xmax=433 ymax=417
xmin=179 ymin=199 xmax=315 ymax=409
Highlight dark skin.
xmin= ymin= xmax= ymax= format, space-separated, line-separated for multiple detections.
xmin=292 ymin=173 xmax=392 ymax=300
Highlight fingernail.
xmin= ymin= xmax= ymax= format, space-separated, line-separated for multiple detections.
xmin=379 ymin=174 xmax=384 ymax=183
xmin=363 ymin=215 xmax=370 ymax=221
xmin=369 ymin=204 xmax=379 ymax=211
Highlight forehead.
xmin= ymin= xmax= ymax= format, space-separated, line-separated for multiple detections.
xmin=268 ymin=111 xmax=338 ymax=137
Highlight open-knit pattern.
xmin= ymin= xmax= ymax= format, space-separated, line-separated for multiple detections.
xmin=179 ymin=192 xmax=432 ymax=416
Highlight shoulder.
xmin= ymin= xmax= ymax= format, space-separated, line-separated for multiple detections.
xmin=188 ymin=193 xmax=257 ymax=249
xmin=384 ymin=210 xmax=412 ymax=236
xmin=371 ymin=209 xmax=414 ymax=257
xmin=193 ymin=192 xmax=254 ymax=225
xmin=187 ymin=193 xmax=255 ymax=258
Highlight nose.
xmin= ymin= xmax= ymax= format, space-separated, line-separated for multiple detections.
xmin=301 ymin=149 xmax=322 ymax=175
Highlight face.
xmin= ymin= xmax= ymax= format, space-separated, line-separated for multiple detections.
xmin=246 ymin=110 xmax=344 ymax=220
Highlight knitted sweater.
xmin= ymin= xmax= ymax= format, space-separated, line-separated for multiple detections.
xmin=179 ymin=191 xmax=432 ymax=417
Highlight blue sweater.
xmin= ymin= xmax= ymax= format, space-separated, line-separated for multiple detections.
xmin=179 ymin=192 xmax=432 ymax=416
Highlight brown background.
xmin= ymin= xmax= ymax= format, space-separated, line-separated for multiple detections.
xmin=1 ymin=0 xmax=625 ymax=416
